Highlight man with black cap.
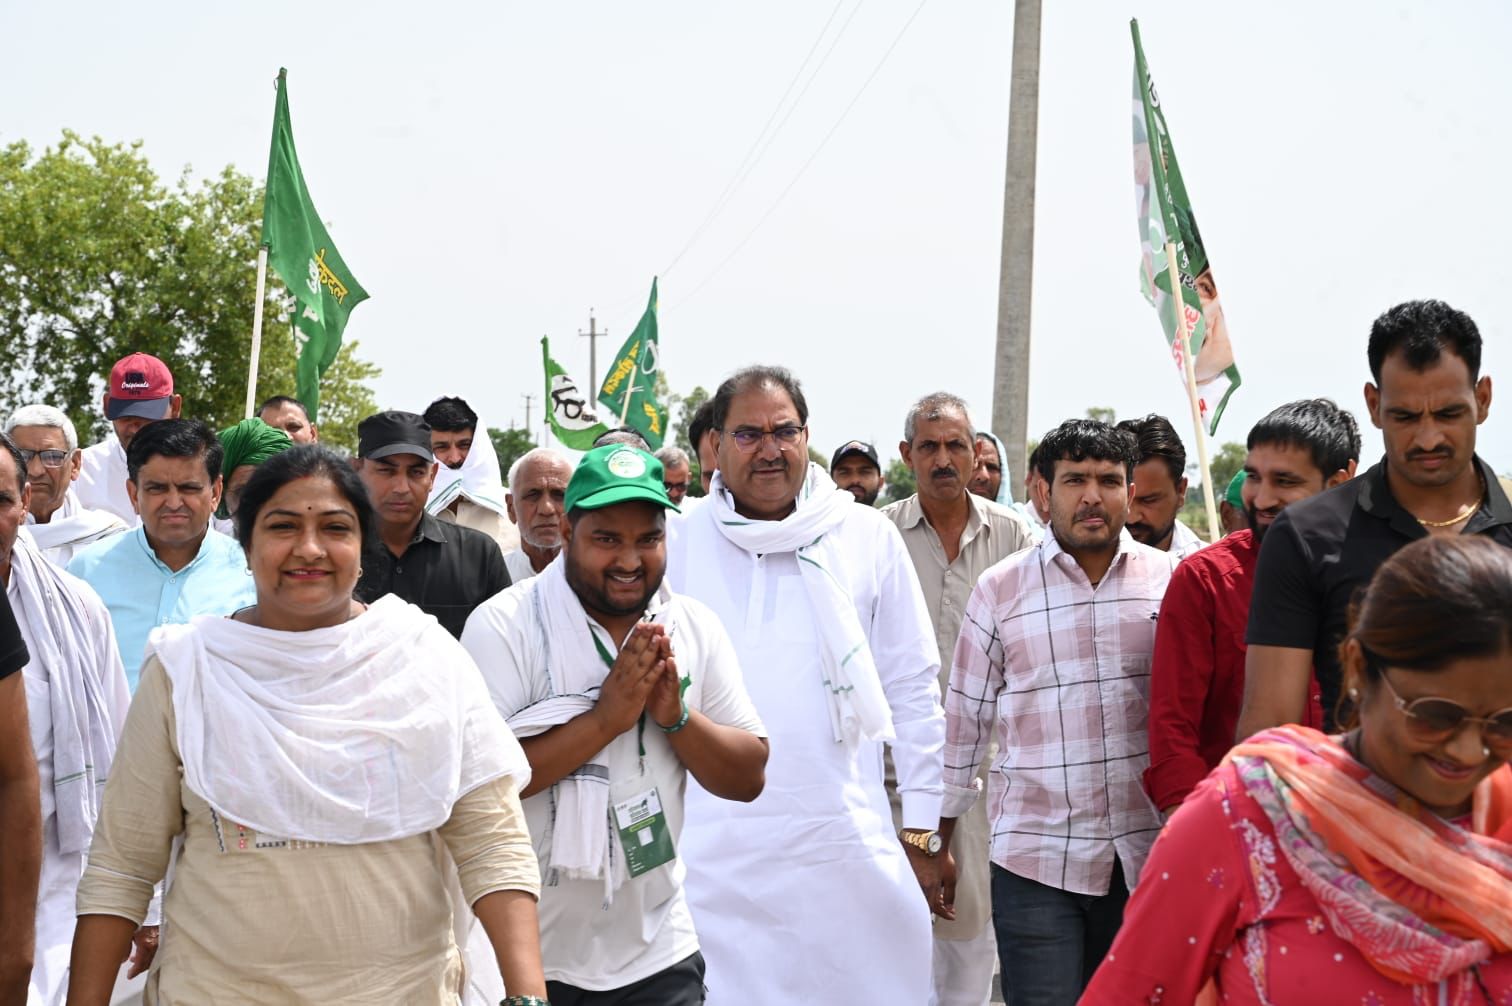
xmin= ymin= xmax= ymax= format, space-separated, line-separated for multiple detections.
xmin=462 ymin=445 xmax=767 ymax=1006
xmin=75 ymin=352 xmax=183 ymax=525
xmin=354 ymin=410 xmax=509 ymax=638
xmin=830 ymin=440 xmax=885 ymax=506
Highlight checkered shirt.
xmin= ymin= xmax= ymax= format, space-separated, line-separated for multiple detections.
xmin=942 ymin=529 xmax=1177 ymax=896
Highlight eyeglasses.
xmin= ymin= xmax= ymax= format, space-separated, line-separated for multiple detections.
xmin=18 ymin=448 xmax=70 ymax=469
xmin=721 ymin=425 xmax=806 ymax=453
xmin=664 ymin=481 xmax=690 ymax=492
xmin=1375 ymin=666 xmax=1512 ymax=751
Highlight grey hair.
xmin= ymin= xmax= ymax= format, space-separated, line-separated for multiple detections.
xmin=4 ymin=404 xmax=79 ymax=452
xmin=507 ymin=447 xmax=572 ymax=496
xmin=902 ymin=392 xmax=973 ymax=445
xmin=655 ymin=446 xmax=690 ymax=470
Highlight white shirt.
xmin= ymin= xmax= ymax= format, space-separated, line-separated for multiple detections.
xmin=74 ymin=439 xmax=138 ymax=527
xmin=666 ymin=499 xmax=942 ymax=1003
xmin=25 ymin=490 xmax=127 ymax=567
xmin=461 ymin=580 xmax=765 ymax=990
xmin=502 ymin=548 xmax=538 ymax=584
xmin=1170 ymin=517 xmax=1206 ymax=559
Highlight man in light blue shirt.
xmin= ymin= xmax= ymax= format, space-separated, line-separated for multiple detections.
xmin=68 ymin=419 xmax=253 ymax=691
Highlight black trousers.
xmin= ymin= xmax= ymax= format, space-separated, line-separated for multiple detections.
xmin=545 ymin=951 xmax=706 ymax=1006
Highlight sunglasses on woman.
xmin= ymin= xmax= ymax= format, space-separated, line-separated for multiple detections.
xmin=1374 ymin=668 xmax=1512 ymax=752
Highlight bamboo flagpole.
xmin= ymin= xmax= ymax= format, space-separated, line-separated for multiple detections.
xmin=1163 ymin=240 xmax=1220 ymax=543
xmin=244 ymin=245 xmax=269 ymax=418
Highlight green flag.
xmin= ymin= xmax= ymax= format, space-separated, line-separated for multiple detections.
xmin=1131 ymin=21 xmax=1240 ymax=434
xmin=261 ymin=68 xmax=368 ymax=422
xmin=597 ymin=278 xmax=668 ymax=449
xmin=543 ymin=337 xmax=610 ymax=450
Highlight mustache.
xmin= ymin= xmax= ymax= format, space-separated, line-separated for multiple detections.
xmin=1076 ymin=507 xmax=1111 ymax=523
xmin=930 ymin=466 xmax=959 ymax=480
xmin=752 ymin=459 xmax=788 ymax=472
xmin=1406 ymin=447 xmax=1452 ymax=460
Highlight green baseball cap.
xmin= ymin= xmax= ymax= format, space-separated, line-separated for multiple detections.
xmin=565 ymin=445 xmax=680 ymax=514
xmin=1225 ymin=468 xmax=1247 ymax=508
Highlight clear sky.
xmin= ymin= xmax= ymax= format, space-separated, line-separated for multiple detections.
xmin=5 ymin=0 xmax=1508 ymax=477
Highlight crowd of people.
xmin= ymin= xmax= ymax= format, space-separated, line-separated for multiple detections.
xmin=0 ymin=296 xmax=1509 ymax=1006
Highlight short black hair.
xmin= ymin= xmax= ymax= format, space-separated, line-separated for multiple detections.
xmin=688 ymin=400 xmax=716 ymax=452
xmin=423 ymin=396 xmax=478 ymax=433
xmin=257 ymin=395 xmax=311 ymax=421
xmin=593 ymin=426 xmax=650 ymax=451
xmin=234 ymin=445 xmax=376 ymax=556
xmin=126 ymin=419 xmax=222 ymax=484
xmin=1247 ymin=398 xmax=1361 ymax=478
xmin=711 ymin=366 xmax=809 ymax=430
xmin=1034 ymin=419 xmax=1139 ymax=484
xmin=1115 ymin=414 xmax=1186 ymax=484
xmin=1366 ymin=299 xmax=1482 ymax=383
xmin=0 ymin=432 xmax=25 ymax=489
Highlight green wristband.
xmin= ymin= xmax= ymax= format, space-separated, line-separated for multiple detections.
xmin=660 ymin=701 xmax=690 ymax=734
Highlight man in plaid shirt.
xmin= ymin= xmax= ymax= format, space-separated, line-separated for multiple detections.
xmin=939 ymin=419 xmax=1178 ymax=1005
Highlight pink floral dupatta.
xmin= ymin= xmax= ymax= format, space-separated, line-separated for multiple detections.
xmin=1225 ymin=725 xmax=1512 ymax=985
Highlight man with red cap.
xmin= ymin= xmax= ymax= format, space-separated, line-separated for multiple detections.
xmin=74 ymin=353 xmax=181 ymax=525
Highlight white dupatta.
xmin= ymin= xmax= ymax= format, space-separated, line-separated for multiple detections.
xmin=150 ymin=595 xmax=529 ymax=845
xmin=707 ymin=463 xmax=895 ymax=745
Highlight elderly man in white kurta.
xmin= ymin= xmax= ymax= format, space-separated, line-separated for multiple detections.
xmin=0 ymin=437 xmax=129 ymax=1006
xmin=667 ymin=367 xmax=945 ymax=1005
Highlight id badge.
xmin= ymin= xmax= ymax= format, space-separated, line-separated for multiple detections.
xmin=613 ymin=786 xmax=676 ymax=878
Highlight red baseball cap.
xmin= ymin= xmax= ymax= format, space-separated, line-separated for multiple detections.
xmin=106 ymin=353 xmax=175 ymax=421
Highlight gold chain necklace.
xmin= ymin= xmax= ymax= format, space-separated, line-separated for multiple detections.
xmin=1417 ymin=492 xmax=1485 ymax=528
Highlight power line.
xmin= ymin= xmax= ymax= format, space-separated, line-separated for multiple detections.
xmin=659 ymin=0 xmax=860 ymax=279
xmin=671 ymin=0 xmax=932 ymax=311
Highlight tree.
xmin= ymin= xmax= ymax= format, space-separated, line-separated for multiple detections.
xmin=1085 ymin=406 xmax=1116 ymax=425
xmin=0 ymin=132 xmax=379 ymax=452
xmin=670 ymin=384 xmax=711 ymax=495
xmin=880 ymin=458 xmax=916 ymax=506
xmin=1205 ymin=441 xmax=1247 ymax=501
xmin=489 ymin=426 xmax=535 ymax=480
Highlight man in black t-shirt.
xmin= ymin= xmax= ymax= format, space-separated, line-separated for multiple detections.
xmin=1239 ymin=299 xmax=1512 ymax=736
xmin=0 ymin=591 xmax=40 ymax=999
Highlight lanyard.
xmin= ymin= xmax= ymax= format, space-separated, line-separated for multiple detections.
xmin=591 ymin=626 xmax=648 ymax=759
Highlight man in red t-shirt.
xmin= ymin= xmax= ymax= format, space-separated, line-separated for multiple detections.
xmin=1144 ymin=400 xmax=1360 ymax=813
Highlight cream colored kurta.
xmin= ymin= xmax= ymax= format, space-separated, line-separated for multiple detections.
xmin=882 ymin=492 xmax=1032 ymax=939
xmin=437 ymin=497 xmax=521 ymax=558
xmin=76 ymin=657 xmax=539 ymax=1005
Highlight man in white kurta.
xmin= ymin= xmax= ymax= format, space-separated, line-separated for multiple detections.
xmin=6 ymin=405 xmax=126 ymax=567
xmin=1 ymin=444 xmax=128 ymax=1006
xmin=463 ymin=445 xmax=768 ymax=1003
xmin=667 ymin=367 xmax=945 ymax=1005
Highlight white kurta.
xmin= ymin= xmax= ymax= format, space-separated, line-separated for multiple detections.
xmin=74 ymin=439 xmax=138 ymax=527
xmin=25 ymin=490 xmax=128 ymax=567
xmin=668 ymin=500 xmax=943 ymax=1005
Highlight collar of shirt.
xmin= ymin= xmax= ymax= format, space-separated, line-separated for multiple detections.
xmin=129 ymin=524 xmax=215 ymax=576
xmin=1356 ymin=455 xmax=1512 ymax=537
xmin=410 ymin=512 xmax=449 ymax=547
xmin=892 ymin=492 xmax=987 ymax=548
xmin=1038 ymin=524 xmax=1136 ymax=585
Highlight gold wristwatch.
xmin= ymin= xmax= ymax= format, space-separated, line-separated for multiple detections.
xmin=900 ymin=828 xmax=943 ymax=856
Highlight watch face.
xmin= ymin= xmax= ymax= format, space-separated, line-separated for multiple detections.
xmin=926 ymin=833 xmax=943 ymax=855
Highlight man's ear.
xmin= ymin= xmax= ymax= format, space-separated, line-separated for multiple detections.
xmin=505 ymin=493 xmax=518 ymax=525
xmin=1325 ymin=468 xmax=1351 ymax=490
xmin=1364 ymin=382 xmax=1382 ymax=429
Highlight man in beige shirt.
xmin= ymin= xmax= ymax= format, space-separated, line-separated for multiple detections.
xmin=883 ymin=391 xmax=1033 ymax=1006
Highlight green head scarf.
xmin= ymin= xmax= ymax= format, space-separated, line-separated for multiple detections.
xmin=217 ymin=418 xmax=294 ymax=519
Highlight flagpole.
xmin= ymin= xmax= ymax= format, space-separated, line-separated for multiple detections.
xmin=618 ymin=373 xmax=637 ymax=427
xmin=1164 ymin=240 xmax=1220 ymax=543
xmin=244 ymin=245 xmax=269 ymax=418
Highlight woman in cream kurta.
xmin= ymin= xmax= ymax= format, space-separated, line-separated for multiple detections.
xmin=67 ymin=445 xmax=548 ymax=1005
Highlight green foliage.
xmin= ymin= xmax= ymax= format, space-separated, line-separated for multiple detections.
xmin=0 ymin=132 xmax=379 ymax=452
xmin=489 ymin=426 xmax=536 ymax=479
xmin=1206 ymin=441 xmax=1247 ymax=501
xmin=1085 ymin=406 xmax=1116 ymax=424
xmin=880 ymin=458 xmax=916 ymax=506
xmin=670 ymin=384 xmax=710 ymax=496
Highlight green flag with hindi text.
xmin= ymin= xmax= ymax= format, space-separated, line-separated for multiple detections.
xmin=262 ymin=67 xmax=369 ymax=422
xmin=597 ymin=278 xmax=668 ymax=449
xmin=1131 ymin=21 xmax=1240 ymax=434
xmin=543 ymin=337 xmax=610 ymax=450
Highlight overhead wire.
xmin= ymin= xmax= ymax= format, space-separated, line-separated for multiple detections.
xmin=668 ymin=0 xmax=932 ymax=312
xmin=659 ymin=0 xmax=863 ymax=279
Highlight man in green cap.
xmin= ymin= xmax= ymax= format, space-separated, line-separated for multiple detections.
xmin=462 ymin=444 xmax=768 ymax=1006
xmin=216 ymin=419 xmax=294 ymax=532
xmin=1219 ymin=467 xmax=1250 ymax=537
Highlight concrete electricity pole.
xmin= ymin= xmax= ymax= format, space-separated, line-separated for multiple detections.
xmin=521 ymin=393 xmax=537 ymax=445
xmin=990 ymin=0 xmax=1042 ymax=503
xmin=579 ymin=312 xmax=607 ymax=395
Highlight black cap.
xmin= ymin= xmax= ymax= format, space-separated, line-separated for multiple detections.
xmin=830 ymin=440 xmax=879 ymax=472
xmin=357 ymin=411 xmax=435 ymax=462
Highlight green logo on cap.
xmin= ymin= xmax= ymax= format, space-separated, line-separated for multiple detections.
xmin=606 ymin=448 xmax=647 ymax=479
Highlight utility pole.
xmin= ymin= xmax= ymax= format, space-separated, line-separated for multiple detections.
xmin=990 ymin=0 xmax=1042 ymax=503
xmin=579 ymin=311 xmax=607 ymax=395
xmin=522 ymin=393 xmax=536 ymax=445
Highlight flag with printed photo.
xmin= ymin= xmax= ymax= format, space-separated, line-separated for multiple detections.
xmin=1132 ymin=20 xmax=1240 ymax=434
